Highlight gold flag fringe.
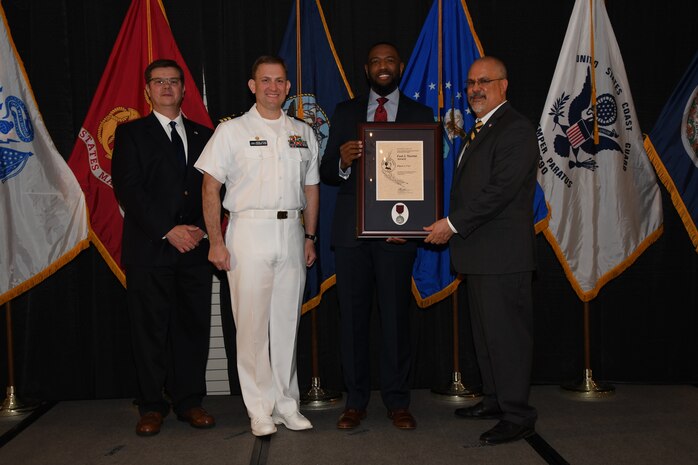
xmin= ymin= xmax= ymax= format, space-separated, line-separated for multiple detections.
xmin=644 ymin=135 xmax=698 ymax=252
xmin=542 ymin=222 xmax=664 ymax=302
xmin=0 ymin=238 xmax=90 ymax=306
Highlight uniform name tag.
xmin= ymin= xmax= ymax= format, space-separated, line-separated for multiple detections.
xmin=249 ymin=140 xmax=268 ymax=146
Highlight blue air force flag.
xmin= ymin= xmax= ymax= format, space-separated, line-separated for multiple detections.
xmin=278 ymin=0 xmax=353 ymax=312
xmin=401 ymin=0 xmax=483 ymax=307
xmin=537 ymin=0 xmax=663 ymax=302
xmin=645 ymin=52 xmax=698 ymax=252
xmin=0 ymin=6 xmax=89 ymax=305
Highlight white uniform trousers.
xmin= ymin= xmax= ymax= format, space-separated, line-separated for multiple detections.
xmin=225 ymin=214 xmax=305 ymax=420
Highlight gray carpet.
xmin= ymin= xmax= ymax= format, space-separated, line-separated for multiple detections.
xmin=1 ymin=385 xmax=697 ymax=464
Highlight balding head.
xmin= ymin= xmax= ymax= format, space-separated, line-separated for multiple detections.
xmin=466 ymin=56 xmax=508 ymax=117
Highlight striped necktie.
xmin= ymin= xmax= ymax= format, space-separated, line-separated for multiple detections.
xmin=470 ymin=119 xmax=483 ymax=141
xmin=458 ymin=120 xmax=484 ymax=166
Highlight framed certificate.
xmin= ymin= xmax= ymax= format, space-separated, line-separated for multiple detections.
xmin=357 ymin=122 xmax=443 ymax=238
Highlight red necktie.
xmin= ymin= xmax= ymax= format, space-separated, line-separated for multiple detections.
xmin=374 ymin=97 xmax=388 ymax=122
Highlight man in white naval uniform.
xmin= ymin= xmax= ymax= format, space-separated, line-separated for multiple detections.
xmin=195 ymin=56 xmax=319 ymax=437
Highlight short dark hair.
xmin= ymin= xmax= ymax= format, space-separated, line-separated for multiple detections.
xmin=366 ymin=41 xmax=401 ymax=62
xmin=144 ymin=59 xmax=184 ymax=84
xmin=250 ymin=55 xmax=288 ymax=79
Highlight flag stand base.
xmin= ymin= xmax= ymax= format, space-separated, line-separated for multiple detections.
xmin=300 ymin=377 xmax=342 ymax=410
xmin=431 ymin=371 xmax=482 ymax=401
xmin=0 ymin=386 xmax=38 ymax=417
xmin=561 ymin=369 xmax=615 ymax=399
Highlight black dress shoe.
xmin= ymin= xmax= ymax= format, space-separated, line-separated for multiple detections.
xmin=480 ymin=420 xmax=534 ymax=445
xmin=454 ymin=402 xmax=503 ymax=419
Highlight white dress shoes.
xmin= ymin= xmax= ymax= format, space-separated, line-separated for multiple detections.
xmin=251 ymin=416 xmax=277 ymax=436
xmin=272 ymin=411 xmax=313 ymax=431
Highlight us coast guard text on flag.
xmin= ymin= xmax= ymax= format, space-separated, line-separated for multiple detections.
xmin=537 ymin=0 xmax=663 ymax=301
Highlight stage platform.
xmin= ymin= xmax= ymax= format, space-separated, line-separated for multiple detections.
xmin=1 ymin=385 xmax=697 ymax=464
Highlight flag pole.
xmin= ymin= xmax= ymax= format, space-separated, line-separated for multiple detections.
xmin=0 ymin=301 xmax=38 ymax=416
xmin=561 ymin=301 xmax=615 ymax=397
xmin=560 ymin=0 xmax=610 ymax=398
xmin=300 ymin=304 xmax=342 ymax=409
xmin=431 ymin=280 xmax=482 ymax=400
xmin=428 ymin=0 xmax=480 ymax=402
xmin=297 ymin=0 xmax=339 ymax=409
xmin=589 ymin=0 xmax=599 ymax=144
xmin=295 ymin=0 xmax=304 ymax=119
xmin=436 ymin=0 xmax=443 ymax=118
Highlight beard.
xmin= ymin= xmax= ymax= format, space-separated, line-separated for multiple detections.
xmin=468 ymin=91 xmax=487 ymax=115
xmin=369 ymin=75 xmax=401 ymax=96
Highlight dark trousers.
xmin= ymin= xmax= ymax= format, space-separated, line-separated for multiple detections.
xmin=335 ymin=242 xmax=416 ymax=410
xmin=126 ymin=263 xmax=212 ymax=416
xmin=466 ymin=272 xmax=537 ymax=427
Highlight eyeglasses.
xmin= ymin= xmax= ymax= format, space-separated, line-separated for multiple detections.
xmin=148 ymin=77 xmax=182 ymax=86
xmin=465 ymin=77 xmax=505 ymax=88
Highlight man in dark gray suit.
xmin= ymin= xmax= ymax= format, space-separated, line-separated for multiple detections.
xmin=112 ymin=59 xmax=215 ymax=437
xmin=424 ymin=56 xmax=538 ymax=445
xmin=321 ymin=42 xmax=433 ymax=430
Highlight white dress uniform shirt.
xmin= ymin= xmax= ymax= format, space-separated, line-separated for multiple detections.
xmin=195 ymin=104 xmax=319 ymax=213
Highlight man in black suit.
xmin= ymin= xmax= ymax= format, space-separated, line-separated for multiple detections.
xmin=425 ymin=56 xmax=538 ymax=445
xmin=112 ymin=59 xmax=215 ymax=437
xmin=320 ymin=42 xmax=433 ymax=430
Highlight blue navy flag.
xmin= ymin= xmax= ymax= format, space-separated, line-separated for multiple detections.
xmin=278 ymin=0 xmax=353 ymax=312
xmin=401 ymin=0 xmax=480 ymax=307
xmin=645 ymin=52 xmax=698 ymax=253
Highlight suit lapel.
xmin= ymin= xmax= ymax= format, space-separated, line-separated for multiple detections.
xmin=395 ymin=92 xmax=406 ymax=122
xmin=182 ymin=118 xmax=204 ymax=170
xmin=454 ymin=103 xmax=510 ymax=178
xmin=356 ymin=95 xmax=370 ymax=122
xmin=145 ymin=113 xmax=182 ymax=173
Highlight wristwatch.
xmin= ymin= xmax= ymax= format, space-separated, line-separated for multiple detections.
xmin=304 ymin=233 xmax=317 ymax=243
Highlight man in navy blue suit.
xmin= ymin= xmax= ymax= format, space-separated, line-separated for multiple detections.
xmin=321 ymin=42 xmax=433 ymax=430
xmin=112 ymin=59 xmax=215 ymax=437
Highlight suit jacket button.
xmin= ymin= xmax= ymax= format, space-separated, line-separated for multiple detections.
xmin=184 ymin=190 xmax=189 ymax=196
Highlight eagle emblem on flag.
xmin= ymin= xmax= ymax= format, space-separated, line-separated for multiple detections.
xmin=548 ymin=66 xmax=622 ymax=171
xmin=0 ymin=87 xmax=34 ymax=182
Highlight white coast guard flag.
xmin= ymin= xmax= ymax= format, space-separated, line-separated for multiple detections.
xmin=0 ymin=7 xmax=89 ymax=305
xmin=536 ymin=0 xmax=662 ymax=302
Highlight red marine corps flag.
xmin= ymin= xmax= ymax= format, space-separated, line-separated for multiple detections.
xmin=68 ymin=0 xmax=212 ymax=285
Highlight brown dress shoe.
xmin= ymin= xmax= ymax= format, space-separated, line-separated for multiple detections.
xmin=337 ymin=408 xmax=367 ymax=429
xmin=177 ymin=407 xmax=216 ymax=429
xmin=388 ymin=408 xmax=416 ymax=429
xmin=136 ymin=411 xmax=163 ymax=436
